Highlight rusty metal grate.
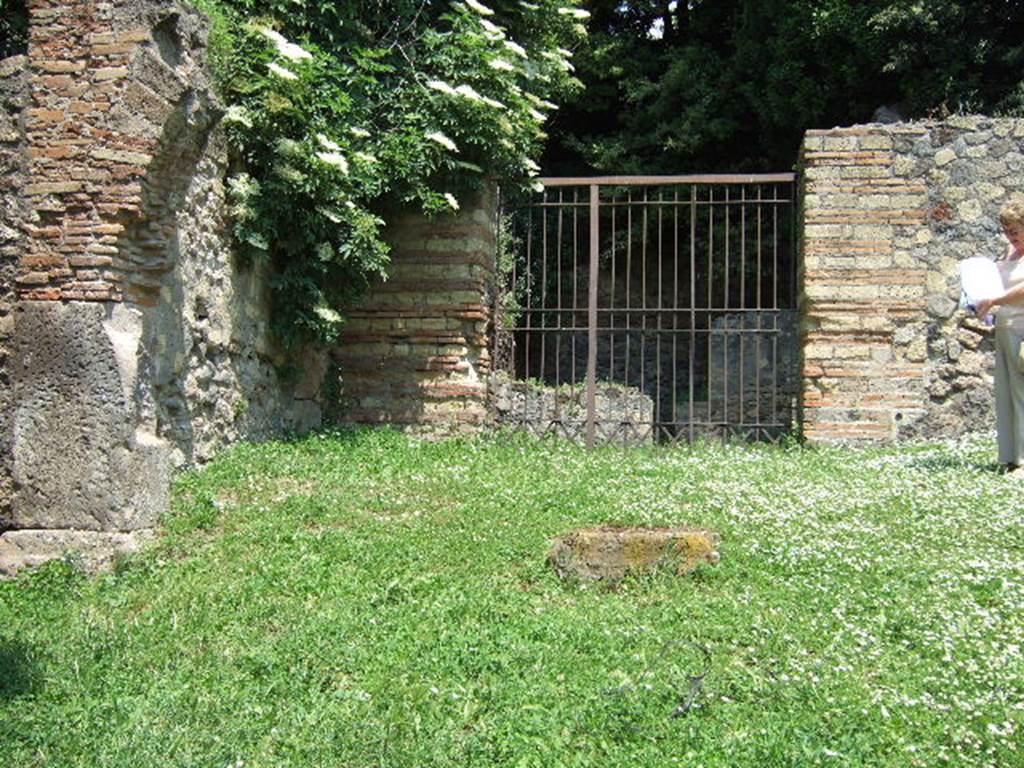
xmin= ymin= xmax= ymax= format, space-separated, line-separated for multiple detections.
xmin=495 ymin=174 xmax=800 ymax=447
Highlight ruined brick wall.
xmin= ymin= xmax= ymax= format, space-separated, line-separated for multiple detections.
xmin=0 ymin=0 xmax=323 ymax=575
xmin=18 ymin=0 xmax=206 ymax=303
xmin=800 ymin=118 xmax=1024 ymax=443
xmin=332 ymin=191 xmax=496 ymax=436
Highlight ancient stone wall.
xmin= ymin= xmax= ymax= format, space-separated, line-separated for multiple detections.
xmin=490 ymin=373 xmax=655 ymax=444
xmin=0 ymin=55 xmax=29 ymax=529
xmin=332 ymin=191 xmax=496 ymax=436
xmin=800 ymin=117 xmax=1024 ymax=442
xmin=0 ymin=0 xmax=322 ymax=575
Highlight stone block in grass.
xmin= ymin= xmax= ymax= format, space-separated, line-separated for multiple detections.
xmin=548 ymin=525 xmax=720 ymax=580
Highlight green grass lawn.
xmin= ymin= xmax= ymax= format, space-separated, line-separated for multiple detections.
xmin=1 ymin=430 xmax=1022 ymax=767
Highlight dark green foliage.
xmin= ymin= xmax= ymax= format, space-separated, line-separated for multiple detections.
xmin=189 ymin=0 xmax=585 ymax=345
xmin=0 ymin=0 xmax=29 ymax=59
xmin=545 ymin=0 xmax=1024 ymax=174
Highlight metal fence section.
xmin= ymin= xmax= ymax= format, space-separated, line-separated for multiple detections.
xmin=495 ymin=174 xmax=800 ymax=447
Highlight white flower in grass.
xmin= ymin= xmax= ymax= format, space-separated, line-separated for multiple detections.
xmin=528 ymin=107 xmax=546 ymax=122
xmin=557 ymin=7 xmax=591 ymax=19
xmin=504 ymin=40 xmax=528 ymax=58
xmin=557 ymin=47 xmax=575 ymax=58
xmin=426 ymin=79 xmax=458 ymax=96
xmin=444 ymin=193 xmax=460 ymax=211
xmin=482 ymin=95 xmax=507 ymax=110
xmin=267 ymin=62 xmax=298 ymax=80
xmin=463 ymin=0 xmax=495 ymax=15
xmin=316 ymin=152 xmax=349 ymax=173
xmin=426 ymin=131 xmax=459 ymax=152
xmin=349 ymin=127 xmax=371 ymax=138
xmin=489 ymin=58 xmax=516 ymax=72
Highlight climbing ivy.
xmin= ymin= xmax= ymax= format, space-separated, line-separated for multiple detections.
xmin=190 ymin=0 xmax=586 ymax=346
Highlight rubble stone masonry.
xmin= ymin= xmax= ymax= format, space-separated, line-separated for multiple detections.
xmin=801 ymin=117 xmax=1024 ymax=442
xmin=0 ymin=55 xmax=29 ymax=527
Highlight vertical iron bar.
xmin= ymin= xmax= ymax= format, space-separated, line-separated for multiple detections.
xmin=555 ymin=189 xmax=563 ymax=424
xmin=640 ymin=189 xmax=648 ymax=401
xmin=625 ymin=192 xmax=632 ymax=387
xmin=707 ymin=186 xmax=714 ymax=428
xmin=689 ymin=185 xmax=696 ymax=442
xmin=573 ymin=187 xmax=581 ymax=391
xmin=739 ymin=186 xmax=746 ymax=431
xmin=656 ymin=189 xmax=663 ymax=438
xmin=586 ymin=184 xmax=599 ymax=450
xmin=540 ymin=189 xmax=548 ymax=392
xmin=672 ymin=188 xmax=679 ymax=432
xmin=772 ymin=183 xmax=779 ymax=431
xmin=722 ymin=188 xmax=729 ymax=436
xmin=524 ymin=200 xmax=533 ymax=430
xmin=610 ymin=192 xmax=617 ymax=381
xmin=756 ymin=184 xmax=762 ymax=430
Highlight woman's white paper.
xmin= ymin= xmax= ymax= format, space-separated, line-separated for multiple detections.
xmin=959 ymin=257 xmax=1004 ymax=309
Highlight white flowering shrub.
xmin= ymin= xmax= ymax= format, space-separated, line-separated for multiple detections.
xmin=192 ymin=0 xmax=586 ymax=344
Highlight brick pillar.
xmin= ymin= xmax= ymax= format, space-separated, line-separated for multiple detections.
xmin=800 ymin=118 xmax=1024 ymax=443
xmin=800 ymin=127 xmax=931 ymax=442
xmin=333 ymin=188 xmax=496 ymax=436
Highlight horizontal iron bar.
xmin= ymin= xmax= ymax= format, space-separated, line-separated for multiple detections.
xmin=654 ymin=422 xmax=791 ymax=428
xmin=516 ymin=198 xmax=794 ymax=209
xmin=536 ymin=173 xmax=797 ymax=187
xmin=513 ymin=326 xmax=786 ymax=333
xmin=501 ymin=419 xmax=793 ymax=429
xmin=518 ymin=307 xmax=793 ymax=313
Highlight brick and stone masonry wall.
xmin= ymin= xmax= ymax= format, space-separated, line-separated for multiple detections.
xmin=0 ymin=56 xmax=29 ymax=530
xmin=332 ymin=191 xmax=496 ymax=436
xmin=0 ymin=0 xmax=323 ymax=575
xmin=801 ymin=117 xmax=1024 ymax=442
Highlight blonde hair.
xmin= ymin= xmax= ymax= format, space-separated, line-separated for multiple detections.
xmin=999 ymin=197 xmax=1024 ymax=228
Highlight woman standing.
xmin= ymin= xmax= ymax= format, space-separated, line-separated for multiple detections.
xmin=977 ymin=199 xmax=1024 ymax=477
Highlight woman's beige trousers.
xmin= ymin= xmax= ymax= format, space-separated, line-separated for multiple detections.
xmin=994 ymin=323 xmax=1024 ymax=466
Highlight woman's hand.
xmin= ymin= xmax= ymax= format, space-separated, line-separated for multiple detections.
xmin=977 ymin=297 xmax=999 ymax=317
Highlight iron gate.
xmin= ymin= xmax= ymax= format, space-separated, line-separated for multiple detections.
xmin=495 ymin=174 xmax=799 ymax=446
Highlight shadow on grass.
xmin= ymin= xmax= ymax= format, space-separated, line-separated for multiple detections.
xmin=0 ymin=638 xmax=41 ymax=701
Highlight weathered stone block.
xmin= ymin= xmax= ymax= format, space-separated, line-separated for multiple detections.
xmin=548 ymin=526 xmax=720 ymax=581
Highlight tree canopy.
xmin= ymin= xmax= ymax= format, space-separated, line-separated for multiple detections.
xmin=544 ymin=0 xmax=1024 ymax=174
